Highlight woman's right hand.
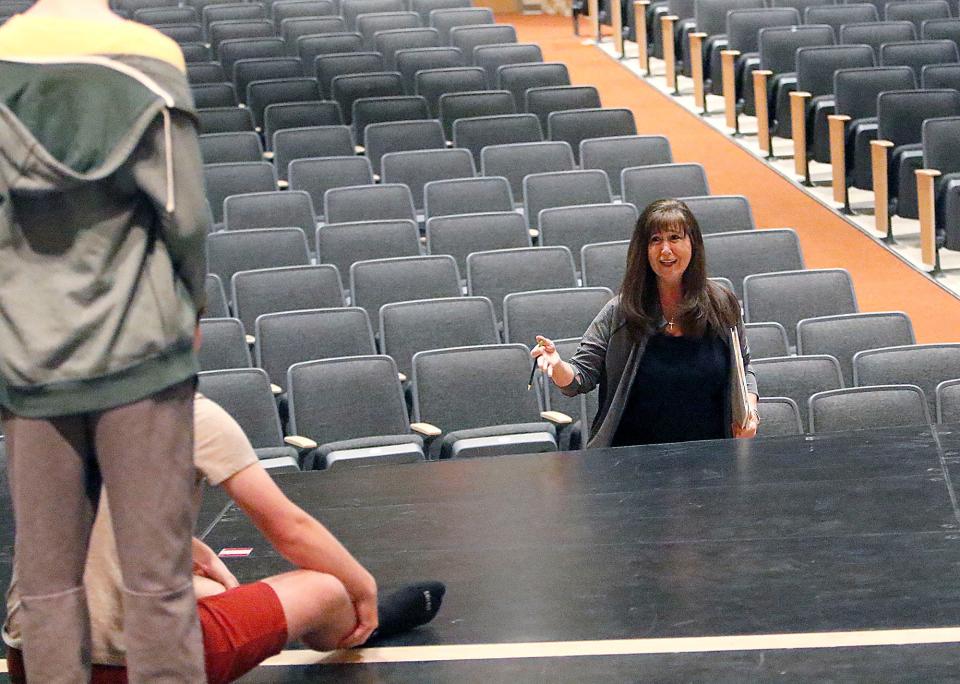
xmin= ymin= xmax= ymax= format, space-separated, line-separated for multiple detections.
xmin=531 ymin=335 xmax=563 ymax=379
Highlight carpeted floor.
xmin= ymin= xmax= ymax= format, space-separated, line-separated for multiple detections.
xmin=509 ymin=14 xmax=960 ymax=343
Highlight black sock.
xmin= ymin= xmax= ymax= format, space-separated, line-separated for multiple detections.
xmin=366 ymin=581 xmax=446 ymax=643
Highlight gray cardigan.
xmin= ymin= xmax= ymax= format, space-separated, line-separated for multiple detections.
xmin=561 ymin=295 xmax=759 ymax=449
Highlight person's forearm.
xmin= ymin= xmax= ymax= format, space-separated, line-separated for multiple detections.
xmin=551 ymin=360 xmax=576 ymax=388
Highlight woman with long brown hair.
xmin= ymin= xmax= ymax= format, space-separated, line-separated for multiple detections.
xmin=533 ymin=198 xmax=759 ymax=448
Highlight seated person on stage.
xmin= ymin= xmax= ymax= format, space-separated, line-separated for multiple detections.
xmin=4 ymin=394 xmax=445 ymax=684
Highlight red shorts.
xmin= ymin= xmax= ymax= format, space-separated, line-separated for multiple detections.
xmin=6 ymin=581 xmax=288 ymax=684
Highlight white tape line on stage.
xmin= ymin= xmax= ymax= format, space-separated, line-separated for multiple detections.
xmin=258 ymin=626 xmax=960 ymax=666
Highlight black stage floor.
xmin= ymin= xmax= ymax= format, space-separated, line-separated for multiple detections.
xmin=4 ymin=424 xmax=960 ymax=681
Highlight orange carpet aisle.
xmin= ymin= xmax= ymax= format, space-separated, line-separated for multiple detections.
xmin=508 ymin=14 xmax=960 ymax=343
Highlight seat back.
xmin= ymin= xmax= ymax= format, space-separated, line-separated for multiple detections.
xmin=204 ymin=4 xmax=268 ymax=35
xmin=264 ymin=101 xmax=344 ymax=148
xmin=474 ymin=43 xmax=543 ymax=87
xmin=679 ymin=194 xmax=755 ymax=234
xmin=449 ymin=23 xmax=517 ymax=59
xmin=197 ymin=106 xmax=255 ymax=134
xmin=743 ymin=268 xmax=858 ymax=347
xmin=853 ymin=343 xmax=960 ymax=417
xmin=797 ymin=311 xmax=915 ymax=386
xmin=198 ymin=318 xmax=252 ymax=370
xmin=315 ymin=51 xmax=385 ymax=98
xmin=203 ymin=162 xmax=278 ymax=222
xmin=219 ymin=37 xmax=287 ymax=76
xmin=350 ymin=255 xmax=462 ymax=334
xmin=395 ymin=46 xmax=466 ymax=94
xmin=833 ymin=66 xmax=916 ymax=120
xmin=187 ymin=61 xmax=226 ymax=85
xmin=547 ymin=107 xmax=637 ymax=165
xmin=330 ymin=71 xmax=405 ymax=124
xmin=364 ymin=119 xmax=446 ymax=174
xmin=191 ymin=82 xmax=237 ymax=109
xmin=247 ymin=77 xmax=322 ymax=129
xmin=922 ymin=62 xmax=960 ymax=89
xmin=288 ymin=156 xmax=374 ymax=214
xmin=234 ymin=57 xmax=303 ymax=104
xmin=287 ymin=355 xmax=411 ymax=444
xmin=298 ymin=32 xmax=365 ymax=71
xmin=480 ymin=140 xmax=575 ymax=200
xmin=694 ymin=0 xmax=764 ymax=37
xmin=199 ymin=132 xmax=264 ymax=165
xmin=231 ymin=264 xmax=345 ymax=333
xmin=438 ymin=90 xmax=516 ymax=141
xmin=273 ymin=125 xmax=355 ymax=180
xmin=223 ymin=190 xmax=316 ymax=249
xmin=497 ymin=62 xmax=571 ymax=110
xmin=341 ymin=0 xmax=406 ymax=30
xmin=317 ymin=219 xmax=421 ymax=280
xmin=203 ymin=274 xmax=229 ymax=319
xmin=415 ymin=66 xmax=488 ymax=116
xmin=885 ymin=0 xmax=951 ymax=33
xmin=756 ymin=396 xmax=803 ymax=435
xmin=424 ymin=176 xmax=514 ymax=219
xmin=273 ymin=0 xmax=337 ymax=24
xmin=580 ymin=240 xmax=630 ymax=292
xmin=580 ymin=135 xmax=672 ymax=198
xmin=380 ymin=297 xmax=500 ymax=377
xmin=539 ymin=203 xmax=638 ymax=272
xmin=429 ymin=7 xmax=495 ymax=43
xmin=426 ymin=211 xmax=532 ymax=275
xmin=703 ymin=228 xmax=804 ymax=299
xmin=622 ymin=163 xmax=709 ymax=213
xmin=524 ymin=85 xmax=601 ymax=135
xmin=137 ymin=6 xmax=199 ymax=25
xmin=753 ymin=355 xmax=844 ymax=430
xmin=209 ymin=19 xmax=274 ymax=53
xmin=744 ymin=322 xmax=790 ymax=359
xmin=879 ymin=39 xmax=959 ymax=79
xmin=838 ymin=20 xmax=915 ymax=62
xmin=523 ymin=169 xmax=613 ymax=231
xmin=804 ymin=3 xmax=879 ymax=40
xmin=877 ymin=88 xmax=960 ymax=148
xmin=503 ymin=287 xmax=614 ymax=345
xmin=796 ymin=44 xmax=875 ymax=97
xmin=381 ymin=148 xmax=476 ymax=210
xmin=922 ymin=17 xmax=960 ymax=49
xmin=923 ymin=115 xmax=960 ymax=178
xmin=356 ymin=12 xmax=422 ymax=50
xmin=466 ymin=246 xmax=577 ymax=320
xmin=207 ymin=228 xmax=311 ymax=285
xmin=324 ymin=183 xmax=417 ymax=224
xmin=726 ymin=7 xmax=801 ymax=54
xmin=376 ymin=27 xmax=441 ymax=69
xmin=809 ymin=385 xmax=930 ymax=432
xmin=256 ymin=308 xmax=376 ymax=390
xmin=759 ymin=24 xmax=836 ymax=73
xmin=198 ymin=368 xmax=285 ymax=449
xmin=936 ymin=378 xmax=960 ymax=423
xmin=452 ymin=113 xmax=543 ymax=166
xmin=414 ymin=0 xmax=472 ymax=24
xmin=411 ymin=343 xmax=542 ymax=430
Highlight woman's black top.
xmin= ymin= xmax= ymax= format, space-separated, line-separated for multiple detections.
xmin=611 ymin=332 xmax=729 ymax=447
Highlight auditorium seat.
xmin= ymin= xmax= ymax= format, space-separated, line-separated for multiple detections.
xmin=289 ymin=156 xmax=375 ymax=213
xmin=936 ymin=379 xmax=960 ymax=423
xmin=316 ymin=51 xmax=385 ymax=98
xmin=452 ymin=113 xmax=543 ymax=166
xmin=352 ymin=95 xmax=432 ymax=140
xmin=203 ymin=4 xmax=267 ymax=36
xmin=135 ymin=6 xmax=199 ymax=25
xmin=804 ymin=3 xmax=878 ymax=41
xmin=679 ymin=195 xmax=756 ymax=234
xmin=382 ymin=148 xmax=476 ymax=211
xmin=853 ymin=343 xmax=960 ymax=417
xmin=364 ymin=119 xmax=446 ymax=176
xmin=702 ymin=228 xmax=804 ymax=299
xmin=548 ymin=108 xmax=637 ymax=165
xmin=342 ymin=0 xmax=407 ymax=31
xmin=622 ymin=163 xmax=709 ymax=213
xmin=199 ymin=132 xmax=264 ymax=165
xmin=283 ymin=16 xmax=351 ymax=51
xmin=224 ymin=191 xmax=317 ymax=251
xmin=234 ymin=57 xmax=304 ymax=104
xmin=198 ymin=318 xmax=252 ymax=371
xmin=436 ymin=91 xmax=515 ymax=148
xmin=884 ymin=0 xmax=950 ymax=35
xmin=466 ymin=246 xmax=577 ymax=320
xmin=918 ymin=115 xmax=960 ymax=258
xmin=247 ymin=78 xmax=323 ymax=130
xmin=796 ymin=312 xmax=915 ymax=386
xmin=263 ymin=101 xmax=344 ymax=149
xmin=415 ymin=66 xmax=488 ymax=117
xmin=580 ymin=239 xmax=630 ymax=292
xmin=298 ymin=33 xmax=364 ymax=72
xmin=474 ymin=43 xmax=543 ymax=88
xmin=808 ymin=385 xmax=930 ymax=433
xmin=743 ymin=322 xmax=790 ymax=359
xmin=395 ymin=47 xmax=466 ymax=94
xmin=231 ymin=265 xmax=346 ymax=334
xmin=426 ymin=212 xmax=532 ymax=275
xmin=481 ymin=140 xmax=575 ymax=202
xmin=255 ymin=308 xmax=377 ymax=392
xmin=753 ymin=355 xmax=844 ymax=430
xmin=287 ymin=356 xmax=426 ymax=469
xmin=756 ymin=396 xmax=803 ymax=436
xmin=376 ymin=27 xmax=441 ymax=70
xmin=497 ymin=62 xmax=571 ymax=111
xmin=580 ymin=134 xmax=670 ymax=198
xmin=197 ymin=368 xmax=301 ymax=468
xmin=272 ymin=0 xmax=337 ymax=25
xmin=203 ymin=274 xmax=230 ymax=319
xmin=411 ymin=344 xmax=559 ymax=459
xmin=538 ymin=203 xmax=637 ymax=270
xmin=839 ymin=21 xmax=915 ymax=62
xmin=424 ymin=176 xmax=515 ymax=219
xmin=218 ymin=37 xmax=286 ymax=77
xmin=272 ymin=126 xmax=355 ymax=181
xmin=350 ymin=255 xmax=462 ymax=336
xmin=186 ymin=61 xmax=226 ymax=85
xmin=191 ymin=82 xmax=238 ymax=109
xmin=356 ymin=12 xmax=422 ymax=50
xmin=502 ymin=287 xmax=613 ymax=345
xmin=207 ymin=228 xmax=311 ymax=286
xmin=744 ymin=268 xmax=857 ymax=348
xmin=156 ymin=22 xmax=204 ymax=44
xmin=523 ymin=169 xmax=613 ymax=232
xmin=317 ymin=219 xmax=421 ymax=283
xmin=429 ymin=7 xmax=494 ymax=44
xmin=380 ymin=297 xmax=501 ymax=379
xmin=921 ymin=62 xmax=960 ymax=89
xmin=203 ymin=162 xmax=278 ymax=222
xmin=181 ymin=42 xmax=212 ymax=63
xmin=450 ymin=24 xmax=517 ymax=62
xmin=324 ymin=183 xmax=418 ymax=224
xmin=921 ymin=17 xmax=960 ymax=49
xmin=879 ymin=39 xmax=959 ymax=81
xmin=208 ymin=20 xmax=275 ymax=55
xmin=413 ymin=0 xmax=472 ymax=25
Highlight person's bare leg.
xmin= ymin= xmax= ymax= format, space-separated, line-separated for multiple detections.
xmin=261 ymin=571 xmax=356 ymax=651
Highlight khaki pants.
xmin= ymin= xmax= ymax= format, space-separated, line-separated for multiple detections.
xmin=3 ymin=380 xmax=206 ymax=683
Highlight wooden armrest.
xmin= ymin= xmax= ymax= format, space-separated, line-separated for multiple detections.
xmin=410 ymin=422 xmax=441 ymax=437
xmin=245 ymin=334 xmax=255 ymax=345
xmin=720 ymin=50 xmax=741 ymax=130
xmin=270 ymin=383 xmax=282 ymax=395
xmin=398 ymin=372 xmax=407 ymax=382
xmin=541 ymin=410 xmax=573 ymax=426
xmin=354 ymin=145 xmax=365 ymax=154
xmin=689 ymin=32 xmax=707 ymax=111
xmin=634 ymin=0 xmax=650 ymax=73
xmin=828 ymin=114 xmax=851 ymax=204
xmin=611 ymin=0 xmax=625 ymax=56
xmin=284 ymin=435 xmax=317 ymax=450
xmin=917 ymin=168 xmax=942 ymax=266
xmin=789 ymin=91 xmax=811 ymax=178
xmin=871 ymin=139 xmax=894 ymax=236
xmin=277 ymin=179 xmax=288 ymax=190
xmin=753 ymin=70 xmax=772 ymax=152
xmin=661 ymin=15 xmax=679 ymax=91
